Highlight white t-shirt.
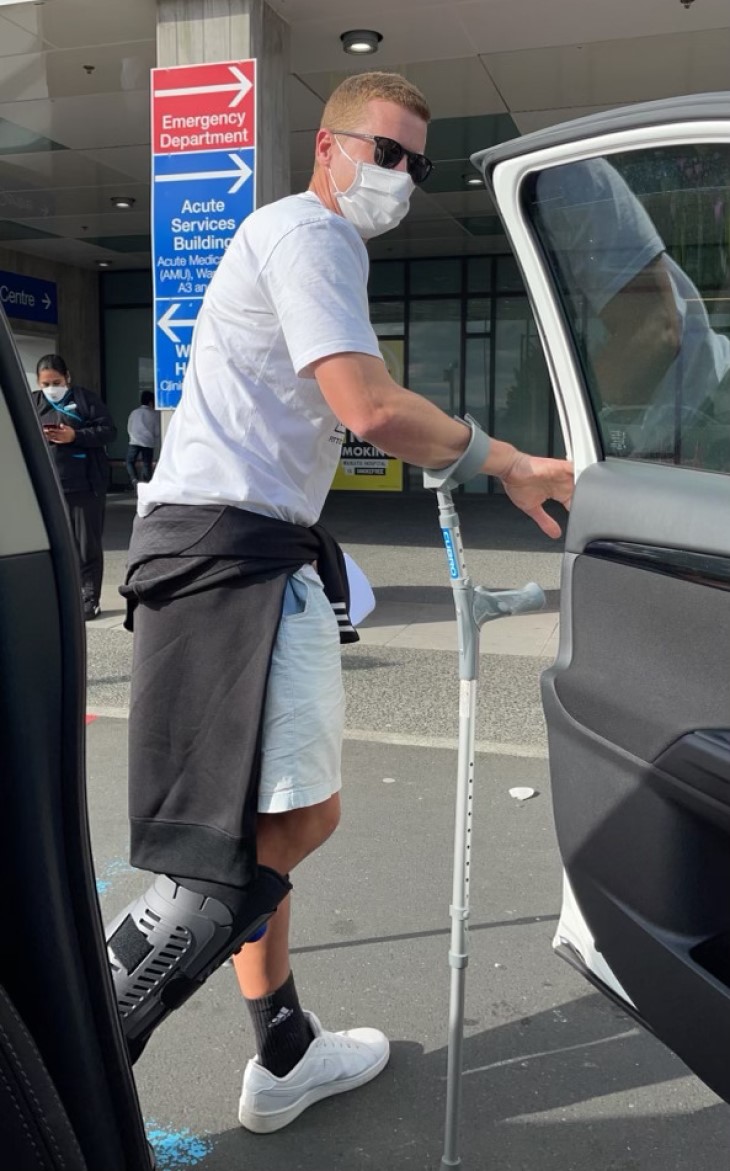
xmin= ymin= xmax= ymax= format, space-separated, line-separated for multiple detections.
xmin=139 ymin=191 xmax=382 ymax=525
xmin=536 ymin=159 xmax=730 ymax=449
xmin=127 ymin=405 xmax=160 ymax=448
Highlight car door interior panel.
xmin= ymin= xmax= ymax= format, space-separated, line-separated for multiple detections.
xmin=0 ymin=979 xmax=87 ymax=1170
xmin=543 ymin=462 xmax=730 ymax=1102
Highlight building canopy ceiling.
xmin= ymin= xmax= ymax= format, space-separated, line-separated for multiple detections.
xmin=0 ymin=0 xmax=729 ymax=268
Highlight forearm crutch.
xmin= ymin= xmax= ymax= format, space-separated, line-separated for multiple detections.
xmin=424 ymin=422 xmax=545 ymax=1169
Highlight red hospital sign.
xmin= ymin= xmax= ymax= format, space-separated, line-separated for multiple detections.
xmin=152 ymin=59 xmax=256 ymax=156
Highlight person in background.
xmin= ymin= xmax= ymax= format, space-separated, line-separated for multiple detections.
xmin=126 ymin=390 xmax=160 ymax=490
xmin=33 ymin=353 xmax=116 ymax=620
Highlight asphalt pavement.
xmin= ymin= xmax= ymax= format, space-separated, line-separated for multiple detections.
xmin=86 ymin=491 xmax=730 ymax=1170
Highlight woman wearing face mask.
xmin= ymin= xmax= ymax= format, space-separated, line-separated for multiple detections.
xmin=33 ymin=353 xmax=117 ymax=620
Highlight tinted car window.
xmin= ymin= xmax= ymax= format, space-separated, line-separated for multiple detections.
xmin=525 ymin=145 xmax=730 ymax=473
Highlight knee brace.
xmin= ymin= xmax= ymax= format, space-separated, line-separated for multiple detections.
xmin=106 ymin=865 xmax=291 ymax=1062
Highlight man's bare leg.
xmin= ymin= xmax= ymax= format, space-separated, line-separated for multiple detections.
xmin=233 ymin=792 xmax=340 ymax=998
xmin=236 ymin=789 xmax=389 ymax=1133
xmin=233 ymin=794 xmax=341 ymax=1075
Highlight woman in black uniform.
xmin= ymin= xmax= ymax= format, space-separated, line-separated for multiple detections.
xmin=33 ymin=354 xmax=117 ymax=620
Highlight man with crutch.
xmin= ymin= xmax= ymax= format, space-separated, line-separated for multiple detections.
xmin=106 ymin=70 xmax=574 ymax=1134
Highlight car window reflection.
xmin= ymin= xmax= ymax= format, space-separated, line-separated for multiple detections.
xmin=528 ymin=150 xmax=730 ymax=473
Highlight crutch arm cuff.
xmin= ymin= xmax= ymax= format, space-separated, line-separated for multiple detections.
xmin=422 ymin=415 xmax=491 ymax=491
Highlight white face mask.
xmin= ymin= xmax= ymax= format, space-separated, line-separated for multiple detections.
xmin=330 ymin=139 xmax=414 ymax=240
xmin=41 ymin=385 xmax=69 ymax=404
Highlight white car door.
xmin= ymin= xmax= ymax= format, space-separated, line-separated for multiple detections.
xmin=475 ymin=94 xmax=730 ymax=1103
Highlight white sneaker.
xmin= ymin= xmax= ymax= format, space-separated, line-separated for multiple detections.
xmin=238 ymin=1010 xmax=390 ymax=1133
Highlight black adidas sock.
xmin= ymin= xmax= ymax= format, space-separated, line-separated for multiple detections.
xmin=246 ymin=971 xmax=313 ymax=1078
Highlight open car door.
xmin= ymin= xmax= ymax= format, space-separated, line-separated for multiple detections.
xmin=0 ymin=309 xmax=152 ymax=1169
xmin=475 ymin=95 xmax=730 ymax=1103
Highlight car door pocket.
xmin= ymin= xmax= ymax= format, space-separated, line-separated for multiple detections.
xmin=655 ymin=729 xmax=730 ymax=809
xmin=656 ymin=731 xmax=730 ymax=986
xmin=690 ymin=931 xmax=730 ymax=988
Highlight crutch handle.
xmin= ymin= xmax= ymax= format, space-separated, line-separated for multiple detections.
xmin=473 ymin=581 xmax=545 ymax=627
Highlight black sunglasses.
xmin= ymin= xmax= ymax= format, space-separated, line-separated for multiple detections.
xmin=330 ymin=130 xmax=433 ymax=185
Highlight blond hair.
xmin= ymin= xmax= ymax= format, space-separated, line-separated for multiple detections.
xmin=321 ymin=71 xmax=431 ymax=131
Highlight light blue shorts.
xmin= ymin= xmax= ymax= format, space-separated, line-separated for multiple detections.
xmin=258 ymin=566 xmax=345 ymax=814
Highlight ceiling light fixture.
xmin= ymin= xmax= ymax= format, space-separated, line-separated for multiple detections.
xmin=340 ymin=29 xmax=382 ymax=55
xmin=111 ymin=196 xmax=135 ymax=209
xmin=96 ymin=260 xmax=112 ymax=268
xmin=464 ymin=174 xmax=484 ymax=188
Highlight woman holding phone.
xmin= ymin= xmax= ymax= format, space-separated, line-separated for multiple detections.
xmin=33 ymin=354 xmax=116 ymax=620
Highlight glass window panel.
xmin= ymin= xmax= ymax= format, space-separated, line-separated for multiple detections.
xmin=103 ymin=306 xmax=153 ymax=461
xmin=369 ymin=261 xmax=405 ymax=297
xmin=495 ymin=253 xmax=525 ymax=292
xmin=102 ymin=270 xmax=152 ymax=306
xmin=462 ymin=472 xmax=491 ymax=495
xmin=410 ymin=258 xmax=461 ymax=296
xmin=406 ymin=299 xmax=462 ymax=488
xmin=468 ymin=257 xmax=492 ymax=294
xmin=464 ymin=337 xmax=490 ymax=433
xmin=370 ymin=300 xmax=404 ymax=337
xmin=463 ymin=338 xmax=492 ymax=494
xmin=493 ymin=297 xmax=551 ymax=455
xmin=466 ymin=298 xmax=490 ymax=334
xmin=525 ymin=145 xmax=730 ymax=474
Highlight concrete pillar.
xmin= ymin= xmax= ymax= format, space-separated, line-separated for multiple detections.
xmin=156 ymin=0 xmax=290 ymax=208
xmin=155 ymin=0 xmax=290 ymax=438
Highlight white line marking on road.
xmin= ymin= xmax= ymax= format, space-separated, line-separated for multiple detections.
xmin=343 ymin=728 xmax=548 ymax=758
xmin=461 ymin=1028 xmax=640 ymax=1077
xmin=86 ymin=709 xmax=548 ymax=759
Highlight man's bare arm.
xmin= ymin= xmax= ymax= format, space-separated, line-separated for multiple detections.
xmin=313 ymin=351 xmax=574 ymax=538
xmin=313 ymin=352 xmax=517 ymax=472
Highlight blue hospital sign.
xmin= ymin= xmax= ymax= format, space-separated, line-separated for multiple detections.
xmin=151 ymin=59 xmax=256 ymax=408
xmin=0 ymin=271 xmax=58 ymax=325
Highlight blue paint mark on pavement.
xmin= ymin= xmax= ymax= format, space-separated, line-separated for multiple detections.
xmin=146 ymin=1121 xmax=213 ymax=1169
xmin=95 ymin=857 xmax=134 ymax=895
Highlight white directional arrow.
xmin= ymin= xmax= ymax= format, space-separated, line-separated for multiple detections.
xmin=42 ymin=293 xmax=51 ymax=310
xmin=155 ymin=152 xmax=252 ymax=195
xmin=155 ymin=65 xmax=252 ymax=108
xmin=158 ymin=303 xmax=198 ymax=344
